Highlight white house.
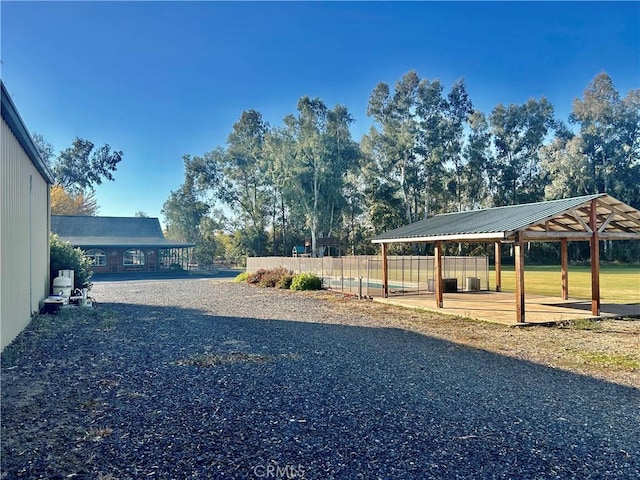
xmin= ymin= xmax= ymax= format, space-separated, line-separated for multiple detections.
xmin=1 ymin=81 xmax=54 ymax=350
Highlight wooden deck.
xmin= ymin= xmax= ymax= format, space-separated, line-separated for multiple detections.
xmin=374 ymin=291 xmax=640 ymax=326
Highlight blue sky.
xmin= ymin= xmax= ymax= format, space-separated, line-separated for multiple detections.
xmin=2 ymin=1 xmax=639 ymax=224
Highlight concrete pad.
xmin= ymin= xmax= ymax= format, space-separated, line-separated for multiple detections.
xmin=373 ymin=291 xmax=640 ymax=326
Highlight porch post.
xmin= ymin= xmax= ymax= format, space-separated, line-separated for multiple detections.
xmin=434 ymin=241 xmax=443 ymax=308
xmin=514 ymin=233 xmax=525 ymax=323
xmin=561 ymin=238 xmax=569 ymax=300
xmin=494 ymin=241 xmax=502 ymax=292
xmin=589 ymin=200 xmax=601 ymax=315
xmin=381 ymin=243 xmax=389 ymax=298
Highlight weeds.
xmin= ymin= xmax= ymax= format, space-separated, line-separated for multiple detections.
xmin=564 ymin=350 xmax=640 ymax=370
xmin=564 ymin=318 xmax=603 ymax=331
xmin=175 ymin=352 xmax=298 ymax=367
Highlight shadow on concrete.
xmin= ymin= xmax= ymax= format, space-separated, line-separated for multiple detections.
xmin=544 ymin=300 xmax=640 ymax=317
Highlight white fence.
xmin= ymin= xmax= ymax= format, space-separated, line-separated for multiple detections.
xmin=247 ymin=255 xmax=489 ymax=297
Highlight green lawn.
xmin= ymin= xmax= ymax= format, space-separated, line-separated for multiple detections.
xmin=493 ymin=265 xmax=639 ymax=303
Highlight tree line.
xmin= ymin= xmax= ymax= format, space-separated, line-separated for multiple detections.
xmin=163 ymin=71 xmax=639 ymax=263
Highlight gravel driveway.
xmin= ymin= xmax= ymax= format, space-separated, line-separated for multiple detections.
xmin=2 ymin=277 xmax=639 ymax=479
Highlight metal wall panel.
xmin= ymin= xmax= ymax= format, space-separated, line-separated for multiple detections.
xmin=1 ymin=119 xmax=50 ymax=350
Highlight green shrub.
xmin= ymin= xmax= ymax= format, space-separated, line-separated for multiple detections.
xmin=50 ymin=233 xmax=93 ymax=290
xmin=276 ymin=274 xmax=295 ymax=290
xmin=234 ymin=272 xmax=249 ymax=283
xmin=290 ymin=273 xmax=322 ymax=291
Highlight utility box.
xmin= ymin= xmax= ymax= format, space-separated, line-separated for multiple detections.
xmin=443 ymin=278 xmax=458 ymax=293
xmin=466 ymin=277 xmax=480 ymax=291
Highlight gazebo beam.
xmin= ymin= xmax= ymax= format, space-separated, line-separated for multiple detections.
xmin=514 ymin=233 xmax=525 ymax=323
xmin=381 ymin=243 xmax=389 ymax=298
xmin=561 ymin=238 xmax=569 ymax=300
xmin=434 ymin=241 xmax=443 ymax=308
xmin=494 ymin=241 xmax=502 ymax=292
xmin=590 ymin=199 xmax=601 ymax=315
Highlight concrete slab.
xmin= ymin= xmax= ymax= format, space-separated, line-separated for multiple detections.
xmin=373 ymin=291 xmax=640 ymax=326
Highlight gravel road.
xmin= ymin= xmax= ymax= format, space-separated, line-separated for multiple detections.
xmin=2 ymin=277 xmax=639 ymax=479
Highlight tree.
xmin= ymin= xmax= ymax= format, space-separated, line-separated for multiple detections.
xmin=540 ymin=136 xmax=590 ymax=199
xmin=134 ymin=211 xmax=148 ymax=217
xmin=50 ymin=184 xmax=99 ymax=215
xmin=360 ymin=132 xmax=406 ymax=235
xmin=569 ymin=72 xmax=640 ymax=205
xmin=54 ymin=137 xmax=123 ymax=193
xmin=489 ymin=98 xmax=555 ymax=205
xmin=33 ymin=134 xmax=124 ymax=215
xmin=365 ymin=71 xmax=423 ymax=223
xmin=436 ymin=79 xmax=473 ymax=212
xmin=462 ymin=110 xmax=493 ymax=209
xmin=31 ymin=133 xmax=55 ymax=167
xmin=222 ymin=110 xmax=271 ymax=253
xmin=162 ymin=174 xmax=210 ymax=244
xmin=282 ymin=97 xmax=359 ymax=256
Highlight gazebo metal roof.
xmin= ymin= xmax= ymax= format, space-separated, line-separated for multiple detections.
xmin=372 ymin=193 xmax=640 ymax=244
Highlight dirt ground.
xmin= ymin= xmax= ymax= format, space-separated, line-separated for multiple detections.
xmin=306 ymin=290 xmax=640 ymax=390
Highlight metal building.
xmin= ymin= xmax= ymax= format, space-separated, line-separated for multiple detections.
xmin=1 ymin=82 xmax=55 ymax=350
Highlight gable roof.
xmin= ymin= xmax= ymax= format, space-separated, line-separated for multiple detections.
xmin=51 ymin=215 xmax=194 ymax=248
xmin=372 ymin=194 xmax=640 ymax=244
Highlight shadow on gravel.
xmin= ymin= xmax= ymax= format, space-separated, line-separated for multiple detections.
xmin=2 ymin=301 xmax=639 ymax=479
xmin=91 ymin=269 xmax=240 ymax=283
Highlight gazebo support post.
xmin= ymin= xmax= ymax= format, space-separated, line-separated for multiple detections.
xmin=561 ymin=238 xmax=569 ymax=300
xmin=434 ymin=241 xmax=443 ymax=308
xmin=494 ymin=241 xmax=502 ymax=292
xmin=514 ymin=233 xmax=526 ymax=323
xmin=381 ymin=243 xmax=389 ymax=298
xmin=590 ymin=200 xmax=601 ymax=315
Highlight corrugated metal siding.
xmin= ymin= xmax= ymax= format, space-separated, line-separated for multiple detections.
xmin=1 ymin=119 xmax=50 ymax=350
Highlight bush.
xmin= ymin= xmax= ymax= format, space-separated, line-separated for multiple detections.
xmin=247 ymin=269 xmax=266 ymax=284
xmin=244 ymin=268 xmax=294 ymax=288
xmin=50 ymin=233 xmax=93 ymax=290
xmin=276 ymin=274 xmax=295 ymax=290
xmin=257 ymin=267 xmax=291 ymax=288
xmin=290 ymin=273 xmax=322 ymax=291
xmin=233 ymin=272 xmax=249 ymax=283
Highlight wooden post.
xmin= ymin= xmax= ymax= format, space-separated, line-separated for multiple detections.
xmin=590 ymin=200 xmax=600 ymax=315
xmin=381 ymin=243 xmax=389 ymax=298
xmin=514 ymin=233 xmax=525 ymax=323
xmin=494 ymin=241 xmax=502 ymax=292
xmin=561 ymin=238 xmax=569 ymax=300
xmin=434 ymin=241 xmax=443 ymax=308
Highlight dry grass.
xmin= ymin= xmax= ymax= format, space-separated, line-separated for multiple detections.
xmin=306 ymin=290 xmax=640 ymax=389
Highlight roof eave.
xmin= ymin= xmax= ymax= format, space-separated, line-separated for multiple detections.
xmin=1 ymin=82 xmax=55 ymax=184
xmin=372 ymin=231 xmax=508 ymax=244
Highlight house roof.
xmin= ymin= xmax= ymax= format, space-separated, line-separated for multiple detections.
xmin=51 ymin=215 xmax=194 ymax=248
xmin=1 ymin=81 xmax=54 ymax=184
xmin=372 ymin=193 xmax=640 ymax=244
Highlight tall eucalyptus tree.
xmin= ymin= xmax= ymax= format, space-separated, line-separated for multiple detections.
xmin=489 ymin=98 xmax=555 ymax=205
xmin=282 ymin=97 xmax=359 ymax=256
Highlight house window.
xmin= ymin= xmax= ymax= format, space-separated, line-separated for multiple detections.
xmin=85 ymin=249 xmax=107 ymax=267
xmin=123 ymin=249 xmax=145 ymax=266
